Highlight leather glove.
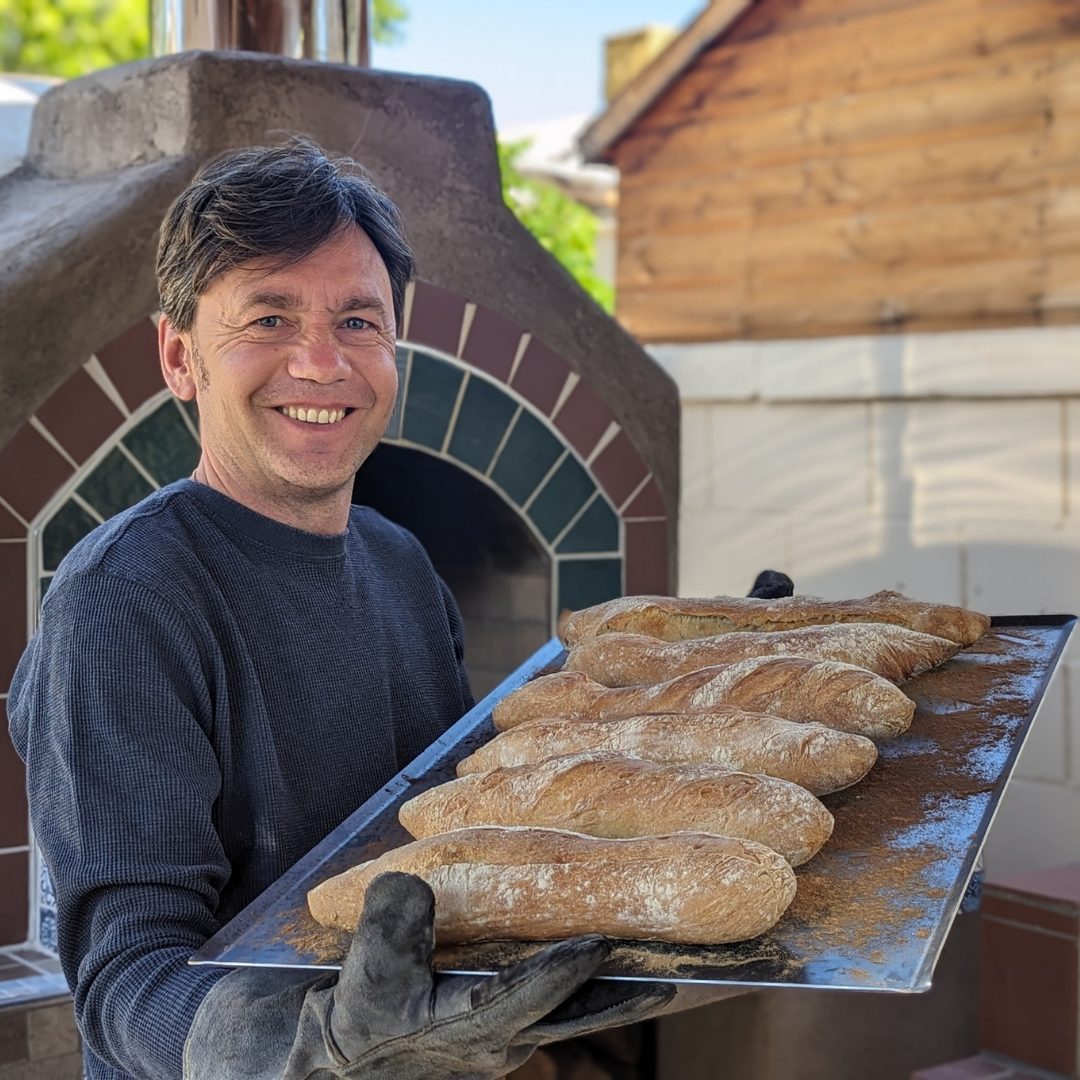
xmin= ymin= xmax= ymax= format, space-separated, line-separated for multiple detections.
xmin=748 ymin=570 xmax=794 ymax=599
xmin=184 ymin=871 xmax=674 ymax=1079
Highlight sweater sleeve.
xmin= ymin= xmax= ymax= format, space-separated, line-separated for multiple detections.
xmin=8 ymin=570 xmax=231 ymax=1079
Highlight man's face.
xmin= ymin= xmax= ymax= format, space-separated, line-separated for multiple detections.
xmin=175 ymin=226 xmax=398 ymax=507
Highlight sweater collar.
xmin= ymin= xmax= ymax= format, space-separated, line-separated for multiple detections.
xmin=175 ymin=478 xmax=348 ymax=559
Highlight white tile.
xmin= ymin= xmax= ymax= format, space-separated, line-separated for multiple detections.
xmin=706 ymin=402 xmax=873 ymax=519
xmin=680 ymin=404 xmax=714 ymax=512
xmin=648 ymin=341 xmax=760 ymax=401
xmin=982 ymin=776 xmax=1080 ymax=878
xmin=965 ymin=532 xmax=1080 ymax=615
xmin=903 ymin=325 xmax=1080 ymax=397
xmin=1013 ymin=661 xmax=1069 ymax=784
xmin=902 ymin=400 xmax=1066 ymax=544
xmin=678 ymin=508 xmax=792 ymax=598
xmin=758 ymin=334 xmax=905 ymax=401
xmin=795 ymin=518 xmax=963 ymax=606
xmin=1067 ymin=400 xmax=1080 ymax=523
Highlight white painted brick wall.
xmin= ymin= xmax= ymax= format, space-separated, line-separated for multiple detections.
xmin=656 ymin=325 xmax=1080 ymax=877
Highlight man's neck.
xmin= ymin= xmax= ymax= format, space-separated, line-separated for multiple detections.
xmin=192 ymin=458 xmax=351 ymax=535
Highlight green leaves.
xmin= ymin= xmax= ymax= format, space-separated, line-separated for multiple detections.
xmin=0 ymin=0 xmax=149 ymax=78
xmin=498 ymin=138 xmax=614 ymax=314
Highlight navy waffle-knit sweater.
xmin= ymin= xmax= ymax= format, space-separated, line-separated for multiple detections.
xmin=7 ymin=479 xmax=474 ymax=1080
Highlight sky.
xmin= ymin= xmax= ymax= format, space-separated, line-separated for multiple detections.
xmin=370 ymin=0 xmax=704 ymax=131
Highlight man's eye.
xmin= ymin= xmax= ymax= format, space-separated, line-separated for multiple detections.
xmin=256 ymin=316 xmax=281 ymax=328
xmin=343 ymin=317 xmax=369 ymax=331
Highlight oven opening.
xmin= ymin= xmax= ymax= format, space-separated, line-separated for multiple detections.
xmin=353 ymin=442 xmax=553 ymax=698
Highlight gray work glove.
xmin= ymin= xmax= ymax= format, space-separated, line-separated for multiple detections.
xmin=185 ymin=871 xmax=674 ymax=1079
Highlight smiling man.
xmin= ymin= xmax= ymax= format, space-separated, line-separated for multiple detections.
xmin=8 ymin=143 xmax=669 ymax=1080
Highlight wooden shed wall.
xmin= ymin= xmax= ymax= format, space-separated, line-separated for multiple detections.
xmin=610 ymin=0 xmax=1080 ymax=342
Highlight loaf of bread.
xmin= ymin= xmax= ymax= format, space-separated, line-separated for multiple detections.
xmin=399 ymin=752 xmax=833 ymax=866
xmin=492 ymin=659 xmax=915 ymax=739
xmin=565 ymin=624 xmax=960 ymax=687
xmin=561 ymin=590 xmax=990 ymax=648
xmin=457 ymin=710 xmax=877 ymax=795
xmin=307 ymin=826 xmax=797 ymax=944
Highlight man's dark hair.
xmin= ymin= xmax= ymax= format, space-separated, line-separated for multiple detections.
xmin=157 ymin=141 xmax=414 ymax=333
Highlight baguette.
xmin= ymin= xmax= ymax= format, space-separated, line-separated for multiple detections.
xmin=457 ymin=711 xmax=877 ymax=795
xmin=399 ymin=752 xmax=833 ymax=866
xmin=561 ymin=590 xmax=990 ymax=648
xmin=307 ymin=826 xmax=797 ymax=944
xmin=492 ymin=659 xmax=915 ymax=739
xmin=565 ymin=624 xmax=960 ymax=687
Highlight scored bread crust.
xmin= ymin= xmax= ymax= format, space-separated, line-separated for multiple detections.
xmin=457 ymin=710 xmax=878 ymax=796
xmin=565 ymin=624 xmax=960 ymax=688
xmin=399 ymin=752 xmax=834 ymax=866
xmin=492 ymin=658 xmax=915 ymax=739
xmin=561 ymin=590 xmax=990 ymax=648
xmin=307 ymin=826 xmax=798 ymax=945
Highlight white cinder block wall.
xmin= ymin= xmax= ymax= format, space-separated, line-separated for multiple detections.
xmin=650 ymin=326 xmax=1080 ymax=878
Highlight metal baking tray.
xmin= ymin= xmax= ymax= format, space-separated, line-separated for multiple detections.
xmin=191 ymin=615 xmax=1074 ymax=992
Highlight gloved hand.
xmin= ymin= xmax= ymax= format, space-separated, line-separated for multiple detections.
xmin=185 ymin=872 xmax=674 ymax=1079
xmin=748 ymin=570 xmax=794 ymax=599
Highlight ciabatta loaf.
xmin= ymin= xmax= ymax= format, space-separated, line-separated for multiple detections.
xmin=492 ymin=659 xmax=915 ymax=739
xmin=457 ymin=711 xmax=877 ymax=796
xmin=561 ymin=590 xmax=990 ymax=648
xmin=565 ymin=624 xmax=959 ymax=687
xmin=307 ymin=826 xmax=797 ymax=944
xmin=399 ymin=752 xmax=833 ymax=866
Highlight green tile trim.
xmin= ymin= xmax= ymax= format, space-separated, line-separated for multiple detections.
xmin=179 ymin=397 xmax=199 ymax=431
xmin=401 ymin=351 xmax=463 ymax=450
xmin=556 ymin=495 xmax=620 ymax=554
xmin=122 ymin=400 xmax=200 ymax=486
xmin=557 ymin=558 xmax=622 ymax=613
xmin=447 ymin=377 xmax=519 ymax=474
xmin=385 ymin=346 xmax=410 ymax=440
xmin=490 ymin=409 xmax=564 ymax=506
xmin=41 ymin=500 xmax=100 ymax=571
xmin=77 ymin=447 xmax=154 ymax=520
xmin=527 ymin=455 xmax=595 ymax=542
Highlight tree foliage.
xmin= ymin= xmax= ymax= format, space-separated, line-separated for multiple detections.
xmin=0 ymin=0 xmax=407 ymax=78
xmin=498 ymin=138 xmax=614 ymax=314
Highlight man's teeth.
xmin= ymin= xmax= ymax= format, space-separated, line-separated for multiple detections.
xmin=281 ymin=407 xmax=347 ymax=424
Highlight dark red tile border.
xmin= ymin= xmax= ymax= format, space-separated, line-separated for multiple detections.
xmin=0 ymin=426 xmax=74 ymax=523
xmin=35 ymin=368 xmax=124 ymax=465
xmin=625 ymin=520 xmax=669 ymax=595
xmin=980 ymin=912 xmax=1078 ymax=1074
xmin=460 ymin=305 xmax=522 ymax=382
xmin=95 ymin=318 xmax=164 ymax=411
xmin=590 ymin=430 xmax=649 ymax=509
xmin=0 ymin=505 xmax=24 ymax=539
xmin=554 ymin=378 xmax=615 ymax=459
xmin=510 ymin=338 xmax=570 ymax=416
xmin=982 ymin=892 xmax=1078 ymax=937
xmin=407 ymin=281 xmax=466 ymax=357
xmin=987 ymin=863 xmax=1080 ymax=907
xmin=0 ymin=543 xmax=27 ymax=692
xmin=623 ymin=477 xmax=666 ymax=519
xmin=0 ymin=851 xmax=28 ymax=946
xmin=0 ymin=736 xmax=27 ymax=850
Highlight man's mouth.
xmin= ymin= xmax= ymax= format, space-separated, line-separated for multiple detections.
xmin=277 ymin=406 xmax=353 ymax=425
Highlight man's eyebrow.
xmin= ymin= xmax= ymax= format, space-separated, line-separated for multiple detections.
xmin=340 ymin=295 xmax=391 ymax=318
xmin=241 ymin=291 xmax=303 ymax=311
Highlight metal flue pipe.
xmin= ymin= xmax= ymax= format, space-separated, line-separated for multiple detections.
xmin=151 ymin=0 xmax=368 ymax=64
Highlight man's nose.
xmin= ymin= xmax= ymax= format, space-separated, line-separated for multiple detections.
xmin=286 ymin=335 xmax=351 ymax=382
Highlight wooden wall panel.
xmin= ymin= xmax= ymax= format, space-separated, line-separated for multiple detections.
xmin=611 ymin=0 xmax=1080 ymax=341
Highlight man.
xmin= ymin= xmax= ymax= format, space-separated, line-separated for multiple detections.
xmin=8 ymin=143 xmax=671 ymax=1080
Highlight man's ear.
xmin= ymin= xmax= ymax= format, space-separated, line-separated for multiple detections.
xmin=160 ymin=316 xmax=198 ymax=401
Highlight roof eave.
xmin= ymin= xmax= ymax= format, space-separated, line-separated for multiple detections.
xmin=580 ymin=0 xmax=756 ymax=164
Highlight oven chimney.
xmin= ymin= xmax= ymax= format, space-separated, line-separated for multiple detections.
xmin=151 ymin=0 xmax=369 ymax=64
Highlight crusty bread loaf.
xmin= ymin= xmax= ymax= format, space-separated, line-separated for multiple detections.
xmin=399 ymin=752 xmax=833 ymax=866
xmin=307 ymin=826 xmax=797 ymax=944
xmin=565 ymin=624 xmax=960 ymax=687
xmin=492 ymin=659 xmax=915 ymax=739
xmin=561 ymin=590 xmax=990 ymax=648
xmin=457 ymin=710 xmax=877 ymax=795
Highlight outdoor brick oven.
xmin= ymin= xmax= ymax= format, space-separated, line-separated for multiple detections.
xmin=0 ymin=51 xmax=679 ymax=987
